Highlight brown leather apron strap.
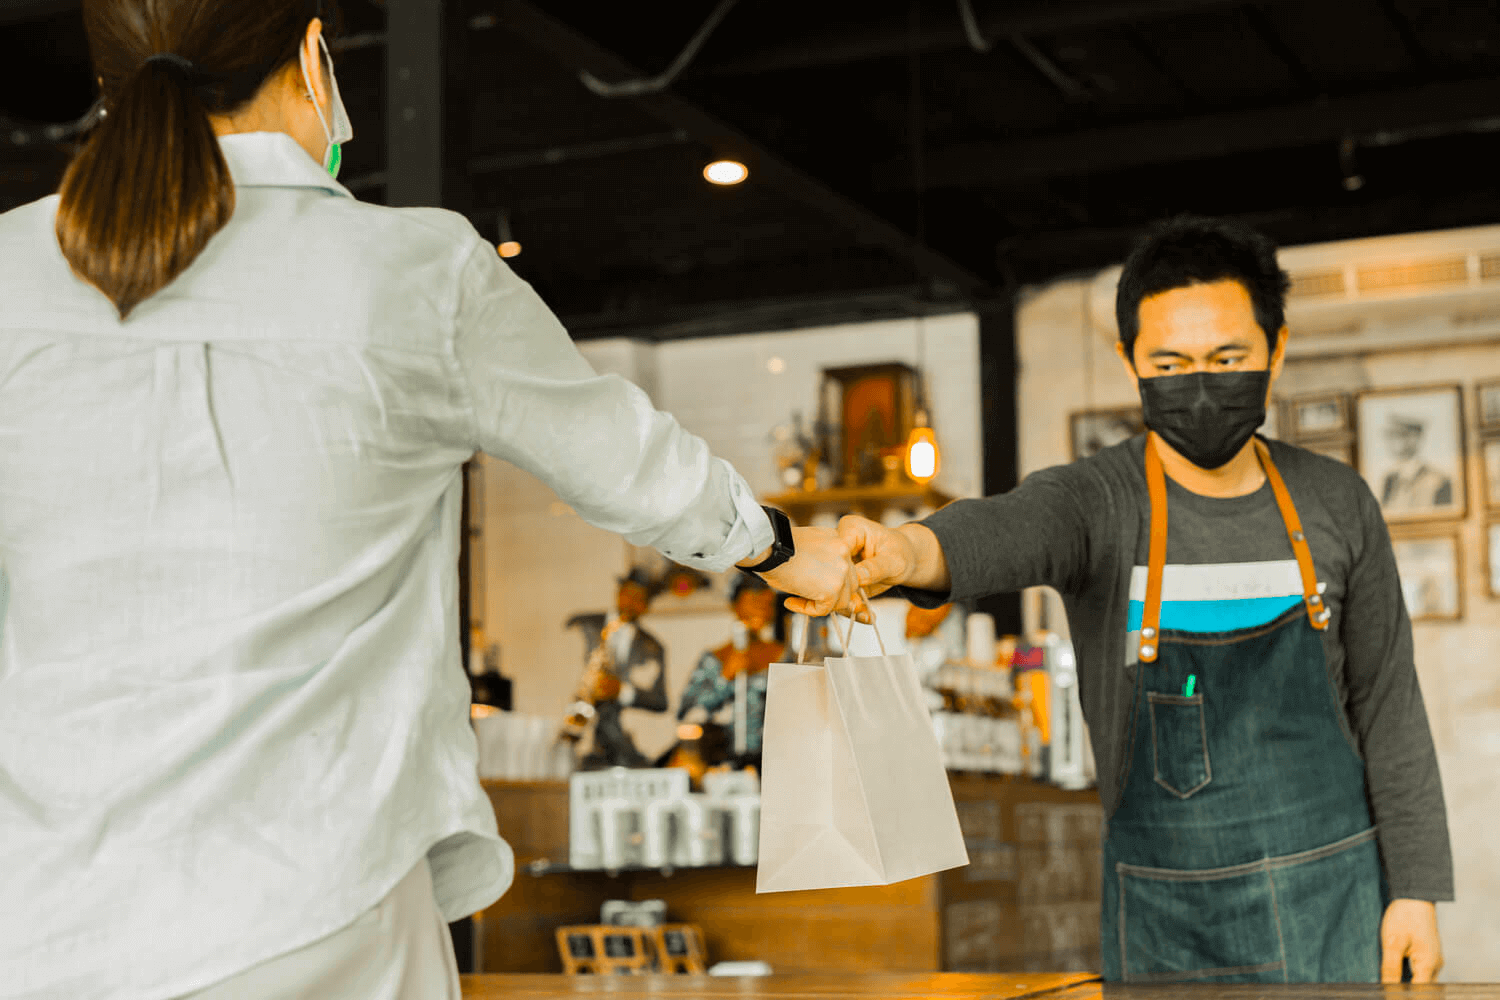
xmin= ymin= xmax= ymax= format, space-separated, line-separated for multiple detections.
xmin=1253 ymin=438 xmax=1331 ymax=631
xmin=1139 ymin=436 xmax=1169 ymax=663
xmin=1138 ymin=435 xmax=1328 ymax=665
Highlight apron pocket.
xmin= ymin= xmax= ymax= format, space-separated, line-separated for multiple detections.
xmin=1117 ymin=860 xmax=1286 ymax=982
xmin=1148 ymin=692 xmax=1211 ymax=799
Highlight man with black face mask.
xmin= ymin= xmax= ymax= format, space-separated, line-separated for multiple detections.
xmin=838 ymin=217 xmax=1451 ymax=983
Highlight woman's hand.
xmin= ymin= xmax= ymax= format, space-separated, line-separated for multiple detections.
xmin=760 ymin=526 xmax=869 ymax=623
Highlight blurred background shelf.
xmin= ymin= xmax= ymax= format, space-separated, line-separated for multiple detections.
xmin=472 ymin=774 xmax=1101 ymax=975
xmin=763 ymin=484 xmax=955 ymax=521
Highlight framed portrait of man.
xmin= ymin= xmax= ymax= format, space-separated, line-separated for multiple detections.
xmin=1391 ymin=533 xmax=1463 ymax=622
xmin=1355 ymin=386 xmax=1467 ymax=523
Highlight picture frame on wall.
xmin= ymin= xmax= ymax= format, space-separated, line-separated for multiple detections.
xmin=1069 ymin=407 xmax=1145 ymax=461
xmin=1485 ymin=439 xmax=1500 ymax=510
xmin=1301 ymin=437 xmax=1355 ymax=467
xmin=821 ymin=363 xmax=918 ymax=487
xmin=1260 ymin=399 xmax=1281 ymax=441
xmin=1488 ymin=523 xmax=1500 ymax=599
xmin=1477 ymin=379 xmax=1500 ymax=434
xmin=1288 ymin=394 xmax=1350 ymax=439
xmin=1391 ymin=532 xmax=1463 ymax=622
xmin=1355 ymin=385 xmax=1467 ymax=523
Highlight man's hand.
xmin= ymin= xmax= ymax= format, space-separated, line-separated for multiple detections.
xmin=1381 ymin=899 xmax=1443 ymax=983
xmin=757 ymin=526 xmax=865 ymax=621
xmin=838 ymin=515 xmax=941 ymax=597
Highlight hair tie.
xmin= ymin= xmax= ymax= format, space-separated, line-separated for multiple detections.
xmin=144 ymin=52 xmax=195 ymax=74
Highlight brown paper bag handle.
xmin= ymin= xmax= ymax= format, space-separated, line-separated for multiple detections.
xmin=796 ymin=590 xmax=887 ymax=663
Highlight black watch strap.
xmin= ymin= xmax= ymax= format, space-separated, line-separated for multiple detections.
xmin=742 ymin=505 xmax=795 ymax=575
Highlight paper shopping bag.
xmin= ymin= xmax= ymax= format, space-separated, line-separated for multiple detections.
xmin=756 ymin=612 xmax=969 ymax=893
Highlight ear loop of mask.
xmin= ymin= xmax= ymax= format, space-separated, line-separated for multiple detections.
xmin=300 ymin=32 xmax=351 ymax=177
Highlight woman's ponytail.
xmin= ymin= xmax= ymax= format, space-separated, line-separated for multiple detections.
xmin=54 ymin=0 xmax=344 ymax=323
xmin=55 ymin=54 xmax=234 ymax=321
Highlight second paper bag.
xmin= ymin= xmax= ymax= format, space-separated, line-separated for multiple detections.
xmin=756 ymin=615 xmax=969 ymax=893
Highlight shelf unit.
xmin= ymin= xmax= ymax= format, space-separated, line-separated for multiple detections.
xmin=762 ymin=483 xmax=955 ymax=522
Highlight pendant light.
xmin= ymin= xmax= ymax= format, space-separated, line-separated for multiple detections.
xmin=903 ymin=13 xmax=940 ymax=490
xmin=906 ymin=413 xmax=939 ymax=484
xmin=906 ymin=343 xmax=940 ymax=485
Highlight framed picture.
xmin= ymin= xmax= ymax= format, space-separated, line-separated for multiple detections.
xmin=1300 ymin=437 xmax=1355 ymax=467
xmin=1355 ymin=385 xmax=1467 ymax=523
xmin=1260 ymin=399 xmax=1281 ymax=441
xmin=1477 ymin=380 xmax=1500 ymax=434
xmin=1488 ymin=524 xmax=1500 ymax=599
xmin=1070 ymin=407 xmax=1145 ymax=461
xmin=821 ymin=364 xmax=918 ymax=487
xmin=1289 ymin=394 xmax=1349 ymax=438
xmin=1484 ymin=439 xmax=1500 ymax=510
xmin=1391 ymin=532 xmax=1463 ymax=622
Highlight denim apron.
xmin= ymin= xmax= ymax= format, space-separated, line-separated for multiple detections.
xmin=1100 ymin=437 xmax=1385 ymax=983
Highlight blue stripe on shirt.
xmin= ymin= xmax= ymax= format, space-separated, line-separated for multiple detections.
xmin=1128 ymin=593 xmax=1304 ymax=634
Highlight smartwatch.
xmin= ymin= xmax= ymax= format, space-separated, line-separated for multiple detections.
xmin=742 ymin=505 xmax=795 ymax=575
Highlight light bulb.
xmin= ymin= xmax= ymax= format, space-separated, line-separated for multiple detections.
xmin=906 ymin=424 xmax=940 ymax=484
xmin=704 ymin=159 xmax=749 ymax=185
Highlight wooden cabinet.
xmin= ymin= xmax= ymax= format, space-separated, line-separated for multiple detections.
xmin=473 ymin=775 xmax=1101 ymax=975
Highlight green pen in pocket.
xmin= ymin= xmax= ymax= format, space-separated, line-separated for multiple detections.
xmin=1183 ymin=674 xmax=1197 ymax=697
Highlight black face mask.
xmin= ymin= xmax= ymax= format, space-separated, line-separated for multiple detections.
xmin=1137 ymin=370 xmax=1271 ymax=471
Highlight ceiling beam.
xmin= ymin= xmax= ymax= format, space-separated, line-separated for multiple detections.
xmin=692 ymin=0 xmax=1271 ymax=77
xmin=872 ymin=75 xmax=1500 ymax=191
xmin=0 ymin=0 xmax=77 ymax=26
xmin=564 ymin=287 xmax=973 ymax=343
xmin=492 ymin=0 xmax=992 ymax=298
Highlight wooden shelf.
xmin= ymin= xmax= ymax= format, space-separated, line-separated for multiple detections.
xmin=763 ymin=483 xmax=955 ymax=520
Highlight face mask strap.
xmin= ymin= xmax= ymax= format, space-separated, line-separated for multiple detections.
xmin=300 ymin=32 xmax=348 ymax=175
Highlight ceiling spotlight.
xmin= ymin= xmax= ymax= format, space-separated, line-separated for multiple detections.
xmin=704 ymin=159 xmax=749 ymax=186
xmin=1339 ymin=137 xmax=1365 ymax=193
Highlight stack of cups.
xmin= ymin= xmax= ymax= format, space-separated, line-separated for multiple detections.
xmin=472 ymin=711 xmax=577 ymax=781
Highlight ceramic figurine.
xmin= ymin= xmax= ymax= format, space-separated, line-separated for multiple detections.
xmin=562 ymin=567 xmax=669 ymax=769
xmin=675 ymin=573 xmax=785 ymax=773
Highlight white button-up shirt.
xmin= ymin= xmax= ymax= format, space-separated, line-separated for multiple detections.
xmin=0 ymin=131 xmax=772 ymax=1000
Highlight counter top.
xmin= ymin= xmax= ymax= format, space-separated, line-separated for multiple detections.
xmin=458 ymin=973 xmax=1091 ymax=999
xmin=458 ymin=976 xmax=1500 ymax=1000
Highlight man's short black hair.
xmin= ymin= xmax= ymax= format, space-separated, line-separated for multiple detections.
xmin=1115 ymin=215 xmax=1291 ymax=364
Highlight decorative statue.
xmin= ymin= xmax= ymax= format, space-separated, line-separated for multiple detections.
xmin=675 ymin=573 xmax=785 ymax=773
xmin=562 ymin=567 xmax=669 ymax=770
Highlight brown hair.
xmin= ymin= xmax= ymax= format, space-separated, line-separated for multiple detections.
xmin=56 ymin=0 xmax=344 ymax=321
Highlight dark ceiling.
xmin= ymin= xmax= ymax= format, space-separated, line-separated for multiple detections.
xmin=2 ymin=0 xmax=1499 ymax=339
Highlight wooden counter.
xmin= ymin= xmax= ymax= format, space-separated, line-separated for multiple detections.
xmin=460 ymin=971 xmax=1096 ymax=999
xmin=475 ymin=774 xmax=1103 ymax=975
xmin=459 ymin=978 xmax=1500 ymax=1000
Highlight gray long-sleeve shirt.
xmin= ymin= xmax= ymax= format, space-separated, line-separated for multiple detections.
xmin=897 ymin=434 xmax=1454 ymax=902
